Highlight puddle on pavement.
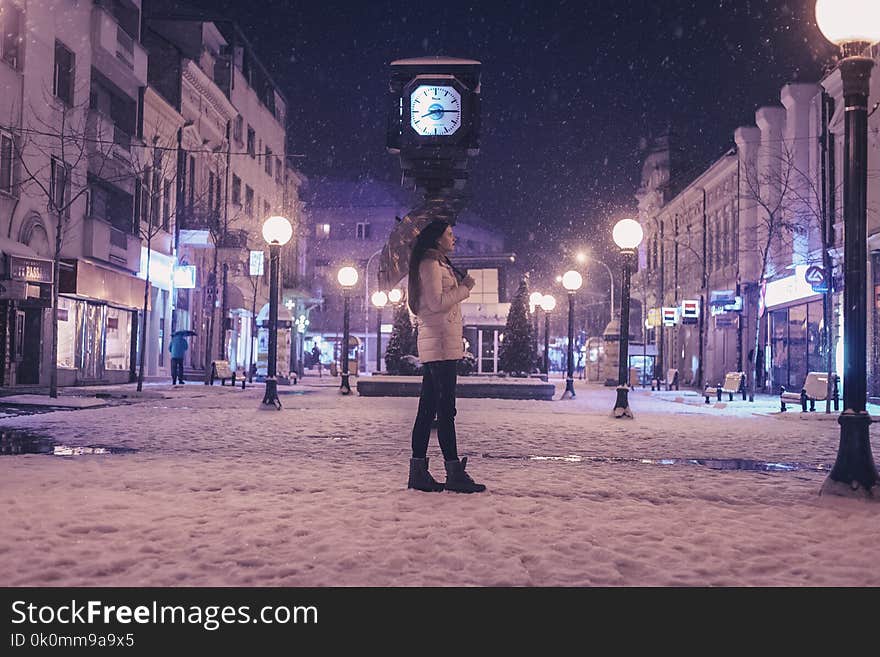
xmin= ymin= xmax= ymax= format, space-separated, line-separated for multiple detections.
xmin=0 ymin=431 xmax=136 ymax=457
xmin=483 ymin=453 xmax=830 ymax=473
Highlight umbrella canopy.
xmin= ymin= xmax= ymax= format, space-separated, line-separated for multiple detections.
xmin=172 ymin=330 xmax=197 ymax=337
xmin=377 ymin=194 xmax=467 ymax=290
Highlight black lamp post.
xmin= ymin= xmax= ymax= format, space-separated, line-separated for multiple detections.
xmin=371 ymin=290 xmax=388 ymax=373
xmin=612 ymin=219 xmax=644 ymax=419
xmin=338 ymin=266 xmax=359 ymax=395
xmin=260 ymin=216 xmax=292 ymax=410
xmin=560 ymin=270 xmax=582 ymax=399
xmin=540 ymin=294 xmax=556 ymax=375
xmin=815 ymin=1 xmax=880 ymax=495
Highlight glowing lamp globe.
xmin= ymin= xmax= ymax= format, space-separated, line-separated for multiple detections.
xmin=540 ymin=294 xmax=557 ymax=312
xmin=262 ymin=215 xmax=293 ymax=245
xmin=529 ymin=291 xmax=544 ymax=310
xmin=371 ymin=291 xmax=388 ymax=308
xmin=815 ymin=0 xmax=880 ymax=47
xmin=337 ymin=266 xmax=358 ymax=288
xmin=562 ymin=270 xmax=583 ymax=292
xmin=388 ymin=288 xmax=403 ymax=304
xmin=612 ymin=219 xmax=644 ymax=250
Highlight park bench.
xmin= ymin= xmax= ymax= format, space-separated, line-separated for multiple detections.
xmin=651 ymin=368 xmax=679 ymax=391
xmin=211 ymin=360 xmax=245 ymax=389
xmin=780 ymin=372 xmax=839 ymax=412
xmin=704 ymin=371 xmax=746 ymax=404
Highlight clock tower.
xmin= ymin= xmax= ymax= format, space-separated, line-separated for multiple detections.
xmin=386 ymin=57 xmax=481 ymax=196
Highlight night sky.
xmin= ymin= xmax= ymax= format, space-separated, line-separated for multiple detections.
xmin=182 ymin=0 xmax=836 ymax=284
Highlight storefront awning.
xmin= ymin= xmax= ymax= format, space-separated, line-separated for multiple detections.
xmin=59 ymin=259 xmax=149 ymax=311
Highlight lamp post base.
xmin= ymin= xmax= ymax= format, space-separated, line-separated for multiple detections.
xmin=561 ymin=377 xmax=576 ymax=400
xmin=340 ymin=373 xmax=352 ymax=395
xmin=820 ymin=412 xmax=877 ymax=498
xmin=612 ymin=386 xmax=633 ymax=419
xmin=261 ymin=377 xmax=282 ymax=410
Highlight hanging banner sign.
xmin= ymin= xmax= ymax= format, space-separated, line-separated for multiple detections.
xmin=681 ymin=299 xmax=700 ymax=325
xmin=249 ymin=250 xmax=265 ymax=277
xmin=662 ymin=307 xmax=679 ymax=326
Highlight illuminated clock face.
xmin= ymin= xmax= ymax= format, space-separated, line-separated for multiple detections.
xmin=409 ymin=85 xmax=462 ymax=136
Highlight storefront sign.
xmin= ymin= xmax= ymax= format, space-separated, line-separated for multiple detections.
xmin=764 ymin=265 xmax=818 ymax=309
xmin=662 ymin=307 xmax=679 ymax=326
xmin=681 ymin=299 xmax=700 ymax=325
xmin=173 ymin=265 xmax=197 ymax=289
xmin=710 ymin=291 xmax=742 ymax=315
xmin=646 ymin=308 xmax=661 ymax=328
xmin=715 ymin=314 xmax=737 ymax=329
xmin=8 ymin=255 xmax=53 ymax=284
xmin=804 ymin=265 xmax=828 ymax=293
xmin=249 ymin=251 xmax=265 ymax=277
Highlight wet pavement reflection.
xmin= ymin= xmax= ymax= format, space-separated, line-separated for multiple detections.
xmin=0 ymin=431 xmax=136 ymax=457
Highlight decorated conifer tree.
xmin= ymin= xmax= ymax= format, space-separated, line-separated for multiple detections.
xmin=384 ymin=301 xmax=419 ymax=374
xmin=499 ymin=276 xmax=536 ymax=375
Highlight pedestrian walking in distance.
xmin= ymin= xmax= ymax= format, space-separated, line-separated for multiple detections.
xmin=169 ymin=332 xmax=189 ymax=385
xmin=406 ymin=220 xmax=486 ymax=493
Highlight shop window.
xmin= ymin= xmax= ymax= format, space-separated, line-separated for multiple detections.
xmin=315 ymin=223 xmax=330 ymax=239
xmin=56 ymin=297 xmax=77 ymax=369
xmin=105 ymin=307 xmax=132 ymax=371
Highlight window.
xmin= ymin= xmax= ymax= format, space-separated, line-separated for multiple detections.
xmin=265 ymin=147 xmax=272 ymax=176
xmin=163 ymin=179 xmax=171 ymax=231
xmin=264 ymin=200 xmax=270 ymax=218
xmin=232 ymin=174 xmax=241 ymax=205
xmin=356 ymin=222 xmax=371 ymax=240
xmin=208 ymin=171 xmax=215 ymax=215
xmin=247 ymin=126 xmax=255 ymax=158
xmin=0 ymin=131 xmax=13 ymax=194
xmin=315 ymin=223 xmax=330 ymax=239
xmin=233 ymin=115 xmax=243 ymax=144
xmin=244 ymin=185 xmax=253 ymax=217
xmin=1 ymin=5 xmax=22 ymax=70
xmin=275 ymin=157 xmax=283 ymax=184
xmin=50 ymin=158 xmax=71 ymax=215
xmin=53 ymin=41 xmax=75 ymax=105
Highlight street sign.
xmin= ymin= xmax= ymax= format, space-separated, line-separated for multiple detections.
xmin=804 ymin=265 xmax=827 ymax=293
xmin=662 ymin=307 xmax=678 ymax=326
xmin=715 ymin=314 xmax=737 ymax=329
xmin=681 ymin=299 xmax=699 ymax=325
xmin=647 ymin=308 xmax=661 ymax=328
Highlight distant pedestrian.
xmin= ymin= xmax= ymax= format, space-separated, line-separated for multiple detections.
xmin=406 ymin=220 xmax=485 ymax=494
xmin=311 ymin=345 xmax=323 ymax=377
xmin=169 ymin=332 xmax=189 ymax=385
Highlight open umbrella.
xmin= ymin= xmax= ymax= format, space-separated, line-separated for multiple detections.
xmin=377 ymin=194 xmax=468 ymax=290
xmin=172 ymin=330 xmax=197 ymax=337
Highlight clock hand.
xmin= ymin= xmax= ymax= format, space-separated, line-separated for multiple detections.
xmin=421 ymin=109 xmax=460 ymax=117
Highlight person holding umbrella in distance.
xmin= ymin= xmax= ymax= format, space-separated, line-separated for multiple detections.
xmin=169 ymin=330 xmax=195 ymax=386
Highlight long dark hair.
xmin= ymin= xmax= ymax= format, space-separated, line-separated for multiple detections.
xmin=408 ymin=220 xmax=450 ymax=315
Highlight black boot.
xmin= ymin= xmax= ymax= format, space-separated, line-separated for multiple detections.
xmin=408 ymin=457 xmax=444 ymax=492
xmin=444 ymin=457 xmax=486 ymax=493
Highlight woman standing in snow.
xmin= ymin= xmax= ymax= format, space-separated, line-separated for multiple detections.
xmin=406 ymin=220 xmax=486 ymax=494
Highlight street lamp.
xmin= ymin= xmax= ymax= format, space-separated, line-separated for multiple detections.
xmin=337 ymin=265 xmax=359 ymax=395
xmin=561 ymin=270 xmax=582 ymax=399
xmin=540 ymin=294 xmax=556 ymax=375
xmin=577 ymin=250 xmax=615 ymax=319
xmin=815 ymin=0 xmax=880 ymax=496
xmin=611 ymin=218 xmax=643 ymax=418
xmin=371 ymin=290 xmax=388 ymax=374
xmin=260 ymin=215 xmax=293 ymax=410
xmin=388 ymin=288 xmax=403 ymax=304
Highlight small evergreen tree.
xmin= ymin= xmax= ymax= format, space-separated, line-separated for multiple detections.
xmin=499 ymin=277 xmax=536 ymax=375
xmin=385 ymin=302 xmax=419 ymax=374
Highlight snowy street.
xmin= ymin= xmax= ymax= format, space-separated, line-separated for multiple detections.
xmin=1 ymin=377 xmax=878 ymax=587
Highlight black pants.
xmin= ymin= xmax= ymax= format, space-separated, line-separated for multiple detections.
xmin=411 ymin=359 xmax=459 ymax=461
xmin=171 ymin=358 xmax=184 ymax=384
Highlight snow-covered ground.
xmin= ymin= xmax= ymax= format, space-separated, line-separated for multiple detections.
xmin=0 ymin=376 xmax=878 ymax=586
